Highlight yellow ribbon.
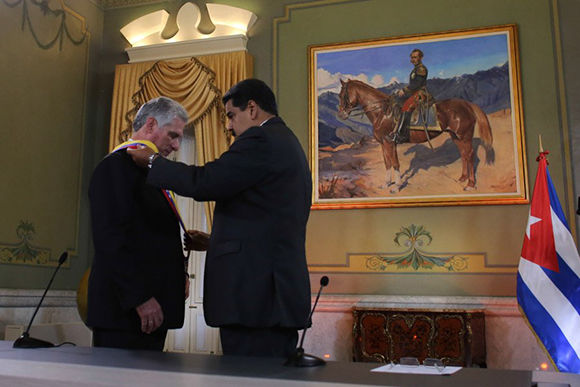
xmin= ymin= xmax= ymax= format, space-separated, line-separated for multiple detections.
xmin=112 ymin=139 xmax=159 ymax=154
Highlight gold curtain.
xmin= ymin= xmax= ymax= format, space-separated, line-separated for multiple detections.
xmin=108 ymin=50 xmax=253 ymax=227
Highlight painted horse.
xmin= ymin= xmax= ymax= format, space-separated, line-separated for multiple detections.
xmin=337 ymin=79 xmax=494 ymax=192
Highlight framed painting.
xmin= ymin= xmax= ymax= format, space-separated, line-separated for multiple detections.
xmin=309 ymin=24 xmax=528 ymax=209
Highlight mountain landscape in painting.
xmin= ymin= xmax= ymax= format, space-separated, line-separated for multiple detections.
xmin=318 ymin=63 xmax=510 ymax=148
xmin=316 ymin=62 xmax=519 ymax=200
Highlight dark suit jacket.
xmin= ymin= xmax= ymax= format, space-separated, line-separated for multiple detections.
xmin=148 ymin=117 xmax=312 ymax=329
xmin=87 ymin=150 xmax=185 ymax=331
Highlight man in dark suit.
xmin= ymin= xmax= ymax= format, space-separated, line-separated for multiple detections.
xmin=129 ymin=79 xmax=312 ymax=357
xmin=87 ymin=96 xmax=189 ymax=351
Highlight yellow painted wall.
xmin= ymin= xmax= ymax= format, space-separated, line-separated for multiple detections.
xmin=0 ymin=1 xmax=103 ymax=289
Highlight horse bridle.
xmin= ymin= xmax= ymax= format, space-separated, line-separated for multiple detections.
xmin=340 ymin=82 xmax=355 ymax=112
xmin=340 ymin=83 xmax=394 ymax=117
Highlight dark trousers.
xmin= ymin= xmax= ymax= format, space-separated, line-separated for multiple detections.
xmin=92 ymin=328 xmax=167 ymax=351
xmin=220 ymin=326 xmax=298 ymax=357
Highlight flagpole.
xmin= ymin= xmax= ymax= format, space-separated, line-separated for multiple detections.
xmin=518 ymin=136 xmax=580 ymax=373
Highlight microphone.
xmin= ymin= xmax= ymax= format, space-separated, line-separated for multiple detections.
xmin=13 ymin=252 xmax=68 ymax=348
xmin=285 ymin=275 xmax=329 ymax=367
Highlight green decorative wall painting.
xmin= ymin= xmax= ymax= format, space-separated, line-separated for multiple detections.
xmin=367 ymin=224 xmax=468 ymax=271
xmin=308 ymin=224 xmax=516 ymax=274
xmin=0 ymin=221 xmax=65 ymax=267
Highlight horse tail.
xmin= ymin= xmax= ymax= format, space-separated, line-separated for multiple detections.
xmin=468 ymin=101 xmax=495 ymax=165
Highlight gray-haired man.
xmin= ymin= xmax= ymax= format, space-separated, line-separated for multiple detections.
xmin=87 ymin=97 xmax=190 ymax=350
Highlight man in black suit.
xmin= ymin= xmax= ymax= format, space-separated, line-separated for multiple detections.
xmin=129 ymin=79 xmax=312 ymax=357
xmin=87 ymin=97 xmax=189 ymax=351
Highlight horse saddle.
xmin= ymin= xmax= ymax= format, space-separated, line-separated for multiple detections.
xmin=392 ymin=90 xmax=440 ymax=132
xmin=409 ymin=104 xmax=440 ymax=131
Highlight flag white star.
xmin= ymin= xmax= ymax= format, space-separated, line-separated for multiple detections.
xmin=526 ymin=212 xmax=542 ymax=238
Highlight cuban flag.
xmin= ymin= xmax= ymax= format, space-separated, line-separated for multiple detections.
xmin=517 ymin=151 xmax=580 ymax=373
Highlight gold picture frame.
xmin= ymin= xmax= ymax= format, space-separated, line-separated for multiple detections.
xmin=309 ymin=24 xmax=528 ymax=209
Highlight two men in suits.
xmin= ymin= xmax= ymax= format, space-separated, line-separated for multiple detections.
xmin=87 ymin=97 xmax=190 ymax=350
xmin=129 ymin=79 xmax=313 ymax=357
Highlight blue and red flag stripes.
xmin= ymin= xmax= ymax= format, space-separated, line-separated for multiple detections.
xmin=517 ymin=151 xmax=580 ymax=373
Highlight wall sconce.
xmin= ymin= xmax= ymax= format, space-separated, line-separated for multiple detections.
xmin=120 ymin=2 xmax=257 ymax=62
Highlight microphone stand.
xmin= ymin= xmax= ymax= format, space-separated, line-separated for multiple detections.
xmin=14 ymin=252 xmax=68 ymax=348
xmin=285 ymin=276 xmax=329 ymax=367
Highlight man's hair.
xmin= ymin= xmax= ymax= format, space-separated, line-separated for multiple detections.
xmin=411 ymin=49 xmax=424 ymax=58
xmin=222 ymin=78 xmax=278 ymax=116
xmin=132 ymin=96 xmax=188 ymax=132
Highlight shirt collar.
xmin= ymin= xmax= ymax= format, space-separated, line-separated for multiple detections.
xmin=259 ymin=117 xmax=274 ymax=126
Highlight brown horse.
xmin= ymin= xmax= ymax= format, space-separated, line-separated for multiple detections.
xmin=337 ymin=79 xmax=494 ymax=192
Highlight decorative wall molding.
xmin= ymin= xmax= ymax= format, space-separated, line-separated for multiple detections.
xmin=1 ymin=0 xmax=89 ymax=50
xmin=272 ymin=0 xmax=358 ymax=93
xmin=0 ymin=288 xmax=77 ymax=308
xmin=100 ymin=0 xmax=163 ymax=9
xmin=119 ymin=1 xmax=256 ymax=62
xmin=120 ymin=2 xmax=256 ymax=47
xmin=125 ymin=34 xmax=248 ymax=63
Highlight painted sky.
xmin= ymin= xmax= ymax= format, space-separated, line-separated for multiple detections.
xmin=316 ymin=32 xmax=509 ymax=95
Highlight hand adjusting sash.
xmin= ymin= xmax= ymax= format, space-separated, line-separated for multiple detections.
xmin=112 ymin=140 xmax=187 ymax=232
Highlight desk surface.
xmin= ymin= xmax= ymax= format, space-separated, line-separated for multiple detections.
xmin=0 ymin=341 xmax=537 ymax=387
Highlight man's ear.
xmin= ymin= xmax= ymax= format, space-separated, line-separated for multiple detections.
xmin=144 ymin=116 xmax=157 ymax=133
xmin=247 ymin=100 xmax=259 ymax=119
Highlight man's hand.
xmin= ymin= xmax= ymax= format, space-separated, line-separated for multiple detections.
xmin=127 ymin=147 xmax=155 ymax=168
xmin=185 ymin=273 xmax=190 ymax=300
xmin=184 ymin=230 xmax=210 ymax=251
xmin=136 ymin=297 xmax=164 ymax=334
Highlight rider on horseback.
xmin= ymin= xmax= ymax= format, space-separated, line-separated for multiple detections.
xmin=388 ymin=48 xmax=428 ymax=144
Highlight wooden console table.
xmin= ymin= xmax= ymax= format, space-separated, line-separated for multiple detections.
xmin=352 ymin=307 xmax=486 ymax=367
